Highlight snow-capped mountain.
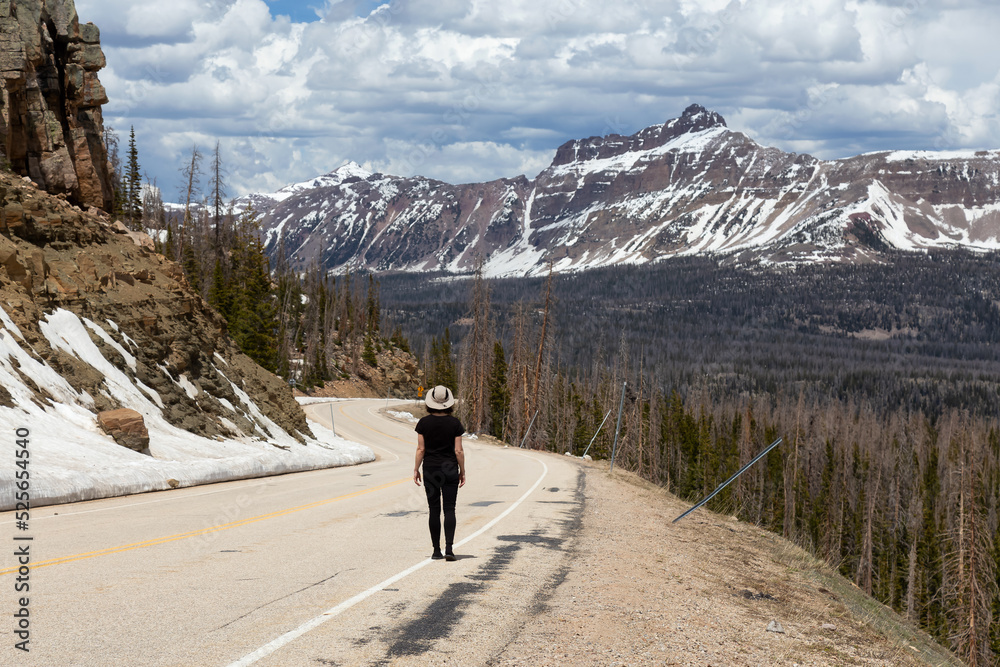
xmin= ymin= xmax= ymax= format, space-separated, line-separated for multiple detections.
xmin=254 ymin=105 xmax=1000 ymax=277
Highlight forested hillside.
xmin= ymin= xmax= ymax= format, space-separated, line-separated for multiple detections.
xmin=380 ymin=251 xmax=1000 ymax=665
xmin=383 ymin=251 xmax=1000 ymax=417
xmin=107 ymin=139 xmax=420 ymax=397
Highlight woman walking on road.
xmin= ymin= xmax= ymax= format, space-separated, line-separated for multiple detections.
xmin=413 ymin=385 xmax=466 ymax=561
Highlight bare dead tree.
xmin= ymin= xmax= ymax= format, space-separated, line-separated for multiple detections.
xmin=944 ymin=425 xmax=996 ymax=666
xmin=531 ymin=265 xmax=553 ymax=421
xmin=462 ymin=261 xmax=492 ymax=432
xmin=208 ymin=141 xmax=227 ymax=252
xmin=180 ymin=145 xmax=203 ymax=252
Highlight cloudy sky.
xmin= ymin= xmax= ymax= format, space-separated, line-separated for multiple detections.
xmin=74 ymin=0 xmax=1000 ymax=200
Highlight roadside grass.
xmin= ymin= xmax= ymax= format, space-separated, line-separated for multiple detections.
xmin=602 ymin=463 xmax=965 ymax=667
xmin=799 ymin=560 xmax=964 ymax=667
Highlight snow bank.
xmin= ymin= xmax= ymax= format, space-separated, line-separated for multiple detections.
xmin=387 ymin=410 xmax=418 ymax=423
xmin=295 ymin=396 xmax=353 ymax=406
xmin=0 ymin=308 xmax=374 ymax=510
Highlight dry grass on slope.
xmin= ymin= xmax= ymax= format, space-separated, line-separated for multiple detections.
xmin=493 ymin=462 xmax=963 ymax=667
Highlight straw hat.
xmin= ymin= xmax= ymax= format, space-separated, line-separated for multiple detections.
xmin=425 ymin=385 xmax=455 ymax=410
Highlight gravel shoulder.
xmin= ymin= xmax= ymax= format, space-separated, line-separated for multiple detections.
xmin=491 ymin=460 xmax=962 ymax=667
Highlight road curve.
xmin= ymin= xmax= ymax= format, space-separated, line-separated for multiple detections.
xmin=1 ymin=399 xmax=585 ymax=666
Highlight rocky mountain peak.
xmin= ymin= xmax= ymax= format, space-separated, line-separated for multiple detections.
xmin=678 ymin=103 xmax=727 ymax=129
xmin=335 ymin=160 xmax=373 ymax=180
xmin=1 ymin=0 xmax=113 ymax=211
xmin=551 ymin=104 xmax=729 ymax=167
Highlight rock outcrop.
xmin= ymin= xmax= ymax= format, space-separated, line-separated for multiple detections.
xmin=1 ymin=0 xmax=112 ymax=211
xmin=97 ymin=407 xmax=149 ymax=451
xmin=0 ymin=170 xmax=313 ymax=442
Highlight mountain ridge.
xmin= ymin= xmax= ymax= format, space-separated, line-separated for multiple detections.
xmin=248 ymin=105 xmax=1000 ymax=277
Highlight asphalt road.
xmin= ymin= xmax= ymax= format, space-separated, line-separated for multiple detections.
xmin=1 ymin=399 xmax=585 ymax=666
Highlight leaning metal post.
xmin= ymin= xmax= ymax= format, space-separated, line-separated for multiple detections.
xmin=518 ymin=410 xmax=539 ymax=449
xmin=609 ymin=382 xmax=627 ymax=473
xmin=672 ymin=437 xmax=784 ymax=523
xmin=328 ymin=403 xmax=336 ymax=437
xmin=581 ymin=408 xmax=614 ymax=458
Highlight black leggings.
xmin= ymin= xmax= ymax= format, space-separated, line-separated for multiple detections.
xmin=423 ymin=465 xmax=459 ymax=548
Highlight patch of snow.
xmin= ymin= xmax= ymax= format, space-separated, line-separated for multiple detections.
xmin=119 ymin=328 xmax=138 ymax=350
xmin=880 ymin=149 xmax=995 ymax=163
xmin=218 ymin=416 xmax=240 ymax=434
xmin=84 ymin=317 xmax=136 ymax=371
xmin=295 ymin=397 xmax=353 ymax=405
xmin=0 ymin=305 xmax=23 ymax=340
xmin=177 ymin=373 xmax=199 ymax=399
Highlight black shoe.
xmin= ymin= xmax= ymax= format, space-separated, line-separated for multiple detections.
xmin=431 ymin=549 xmax=444 ymax=560
xmin=445 ymin=548 xmax=456 ymax=561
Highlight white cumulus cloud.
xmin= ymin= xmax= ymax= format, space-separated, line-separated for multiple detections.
xmin=73 ymin=0 xmax=1000 ymax=199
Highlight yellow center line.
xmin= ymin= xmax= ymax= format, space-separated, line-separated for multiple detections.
xmin=318 ymin=401 xmax=415 ymax=445
xmin=1 ymin=477 xmax=409 ymax=575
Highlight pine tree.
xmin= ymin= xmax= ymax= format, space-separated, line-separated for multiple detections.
xmin=366 ymin=275 xmax=380 ymax=334
xmin=437 ymin=328 xmax=457 ymax=391
xmin=464 ymin=263 xmax=492 ymax=432
xmin=363 ymin=334 xmax=378 ymax=367
xmin=208 ymin=258 xmax=231 ymax=318
xmin=917 ymin=443 xmax=944 ymax=637
xmin=229 ymin=206 xmax=278 ymax=372
xmin=182 ymin=244 xmax=201 ymax=293
xmin=487 ymin=341 xmax=510 ymax=438
xmin=164 ymin=223 xmax=176 ymax=261
xmin=390 ymin=326 xmax=410 ymax=352
xmin=125 ymin=127 xmax=142 ymax=230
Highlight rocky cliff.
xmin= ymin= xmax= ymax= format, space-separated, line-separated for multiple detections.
xmin=0 ymin=0 xmax=112 ymax=211
xmin=253 ymin=105 xmax=1000 ymax=276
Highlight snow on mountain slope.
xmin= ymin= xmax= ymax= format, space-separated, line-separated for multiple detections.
xmin=253 ymin=105 xmax=1000 ymax=277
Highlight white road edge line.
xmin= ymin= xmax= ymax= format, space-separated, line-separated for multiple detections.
xmin=226 ymin=452 xmax=549 ymax=667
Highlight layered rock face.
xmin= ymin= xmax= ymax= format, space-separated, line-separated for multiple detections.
xmin=255 ymin=104 xmax=1000 ymax=276
xmin=1 ymin=0 xmax=112 ymax=211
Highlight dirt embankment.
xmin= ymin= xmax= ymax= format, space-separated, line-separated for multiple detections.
xmin=494 ymin=462 xmax=962 ymax=667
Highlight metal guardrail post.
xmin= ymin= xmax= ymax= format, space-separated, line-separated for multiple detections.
xmin=672 ymin=437 xmax=784 ymax=523
xmin=581 ymin=408 xmax=613 ymax=458
xmin=518 ymin=410 xmax=539 ymax=449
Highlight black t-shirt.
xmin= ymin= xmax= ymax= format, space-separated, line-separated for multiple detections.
xmin=415 ymin=415 xmax=465 ymax=469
